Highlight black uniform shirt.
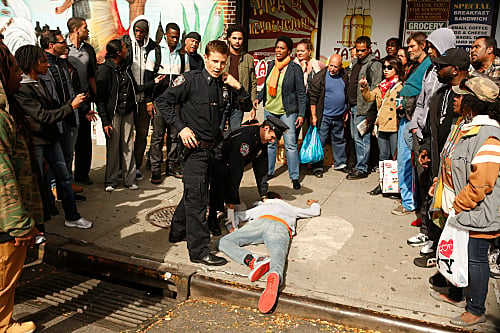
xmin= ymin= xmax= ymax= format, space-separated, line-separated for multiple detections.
xmin=156 ymin=68 xmax=251 ymax=142
xmin=222 ymin=125 xmax=269 ymax=202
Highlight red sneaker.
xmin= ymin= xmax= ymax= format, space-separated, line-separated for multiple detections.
xmin=248 ymin=257 xmax=271 ymax=282
xmin=411 ymin=218 xmax=422 ymax=227
xmin=258 ymin=272 xmax=280 ymax=313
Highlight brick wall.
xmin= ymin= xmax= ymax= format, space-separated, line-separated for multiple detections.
xmin=216 ymin=0 xmax=238 ymax=36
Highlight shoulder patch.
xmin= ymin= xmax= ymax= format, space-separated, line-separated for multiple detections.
xmin=171 ymin=75 xmax=185 ymax=87
xmin=240 ymin=143 xmax=250 ymax=157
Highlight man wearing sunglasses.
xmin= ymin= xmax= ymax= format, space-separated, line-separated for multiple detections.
xmin=346 ymin=36 xmax=383 ymax=179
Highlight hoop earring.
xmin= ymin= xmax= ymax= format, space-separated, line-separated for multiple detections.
xmin=464 ymin=111 xmax=474 ymax=123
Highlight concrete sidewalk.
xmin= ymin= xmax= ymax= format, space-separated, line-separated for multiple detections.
xmin=38 ymin=141 xmax=500 ymax=332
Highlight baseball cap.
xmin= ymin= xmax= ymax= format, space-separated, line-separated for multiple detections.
xmin=432 ymin=48 xmax=470 ymax=70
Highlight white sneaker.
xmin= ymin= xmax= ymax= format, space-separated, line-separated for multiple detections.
xmin=126 ymin=184 xmax=138 ymax=190
xmin=35 ymin=235 xmax=47 ymax=245
xmin=136 ymin=170 xmax=144 ymax=180
xmin=334 ymin=163 xmax=347 ymax=170
xmin=407 ymin=233 xmax=428 ymax=246
xmin=105 ymin=186 xmax=115 ymax=192
xmin=420 ymin=240 xmax=435 ymax=255
xmin=65 ymin=217 xmax=92 ymax=229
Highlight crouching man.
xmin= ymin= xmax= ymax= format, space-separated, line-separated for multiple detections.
xmin=218 ymin=196 xmax=321 ymax=313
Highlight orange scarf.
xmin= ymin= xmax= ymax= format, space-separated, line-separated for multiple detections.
xmin=268 ymin=55 xmax=291 ymax=97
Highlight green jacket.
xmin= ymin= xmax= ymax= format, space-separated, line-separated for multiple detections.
xmin=224 ymin=52 xmax=257 ymax=101
xmin=0 ymin=82 xmax=43 ymax=240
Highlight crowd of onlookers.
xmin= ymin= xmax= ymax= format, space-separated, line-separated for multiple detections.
xmin=1 ymin=11 xmax=500 ymax=330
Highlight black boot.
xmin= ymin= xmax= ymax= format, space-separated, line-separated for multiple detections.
xmin=368 ymin=184 xmax=382 ymax=195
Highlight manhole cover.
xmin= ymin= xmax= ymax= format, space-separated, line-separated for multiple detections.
xmin=15 ymin=272 xmax=176 ymax=331
xmin=146 ymin=205 xmax=176 ymax=228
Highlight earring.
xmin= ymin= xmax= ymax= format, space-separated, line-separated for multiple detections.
xmin=465 ymin=112 xmax=474 ymax=123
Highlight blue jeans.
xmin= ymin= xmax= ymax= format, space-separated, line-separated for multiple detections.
xmin=265 ymin=110 xmax=299 ymax=180
xmin=221 ymin=105 xmax=244 ymax=131
xmin=349 ymin=106 xmax=370 ymax=173
xmin=397 ymin=117 xmax=416 ymax=211
xmin=218 ymin=218 xmax=290 ymax=282
xmin=34 ymin=142 xmax=81 ymax=221
xmin=377 ymin=131 xmax=397 ymax=161
xmin=60 ymin=122 xmax=79 ymax=177
xmin=312 ymin=115 xmax=346 ymax=172
xmin=467 ymin=237 xmax=493 ymax=316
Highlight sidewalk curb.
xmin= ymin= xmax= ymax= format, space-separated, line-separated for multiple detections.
xmin=29 ymin=242 xmax=474 ymax=333
xmin=190 ymin=274 xmax=472 ymax=333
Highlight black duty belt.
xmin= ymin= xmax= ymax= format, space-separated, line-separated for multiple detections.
xmin=198 ymin=140 xmax=217 ymax=150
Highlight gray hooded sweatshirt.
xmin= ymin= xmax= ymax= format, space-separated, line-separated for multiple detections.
xmin=409 ymin=28 xmax=456 ymax=140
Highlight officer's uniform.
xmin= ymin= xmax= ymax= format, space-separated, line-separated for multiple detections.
xmin=156 ymin=68 xmax=251 ymax=260
xmin=211 ymin=125 xmax=269 ymax=213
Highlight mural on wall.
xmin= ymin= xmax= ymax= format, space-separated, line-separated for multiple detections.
xmin=247 ymin=0 xmax=320 ymax=89
xmin=0 ymin=0 xmax=226 ymax=56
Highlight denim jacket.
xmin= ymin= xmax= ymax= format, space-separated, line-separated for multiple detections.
xmin=257 ymin=60 xmax=307 ymax=117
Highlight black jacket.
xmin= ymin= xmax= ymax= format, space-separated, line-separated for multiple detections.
xmin=95 ymin=58 xmax=154 ymax=127
xmin=221 ymin=125 xmax=269 ymax=203
xmin=156 ymin=69 xmax=251 ymax=142
xmin=421 ymin=86 xmax=457 ymax=178
xmin=14 ymin=76 xmax=74 ymax=145
xmin=309 ymin=67 xmax=349 ymax=128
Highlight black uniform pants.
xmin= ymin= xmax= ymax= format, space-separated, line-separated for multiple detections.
xmin=171 ymin=149 xmax=213 ymax=259
xmin=74 ymin=102 xmax=92 ymax=182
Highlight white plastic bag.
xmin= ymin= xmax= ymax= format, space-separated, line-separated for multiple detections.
xmin=379 ymin=160 xmax=400 ymax=193
xmin=436 ymin=213 xmax=469 ymax=287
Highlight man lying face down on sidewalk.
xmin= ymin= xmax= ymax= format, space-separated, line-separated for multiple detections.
xmin=217 ymin=195 xmax=321 ymax=313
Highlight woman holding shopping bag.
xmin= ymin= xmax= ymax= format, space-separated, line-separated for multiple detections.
xmin=430 ymin=76 xmax=500 ymax=327
xmin=360 ymin=55 xmax=404 ymax=195
xmin=253 ymin=36 xmax=307 ymax=190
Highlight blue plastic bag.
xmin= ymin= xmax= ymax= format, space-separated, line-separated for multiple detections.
xmin=299 ymin=126 xmax=324 ymax=164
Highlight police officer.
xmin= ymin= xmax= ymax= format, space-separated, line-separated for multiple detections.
xmin=156 ymin=40 xmax=252 ymax=266
xmin=209 ymin=115 xmax=289 ymax=234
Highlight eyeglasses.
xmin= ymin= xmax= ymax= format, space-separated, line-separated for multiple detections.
xmin=356 ymin=48 xmax=367 ymax=53
xmin=382 ymin=65 xmax=394 ymax=70
xmin=52 ymin=41 xmax=66 ymax=45
xmin=435 ymin=63 xmax=452 ymax=71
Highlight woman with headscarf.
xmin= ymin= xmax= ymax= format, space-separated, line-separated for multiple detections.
xmin=253 ymin=36 xmax=307 ymax=190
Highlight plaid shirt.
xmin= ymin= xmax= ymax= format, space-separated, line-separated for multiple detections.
xmin=484 ymin=56 xmax=500 ymax=79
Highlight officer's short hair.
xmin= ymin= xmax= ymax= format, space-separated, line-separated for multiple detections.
xmin=205 ymin=40 xmax=229 ymax=57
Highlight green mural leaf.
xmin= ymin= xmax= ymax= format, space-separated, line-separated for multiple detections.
xmin=194 ymin=1 xmax=200 ymax=33
xmin=201 ymin=0 xmax=220 ymax=52
xmin=181 ymin=3 xmax=190 ymax=33
xmin=215 ymin=6 xmax=224 ymax=40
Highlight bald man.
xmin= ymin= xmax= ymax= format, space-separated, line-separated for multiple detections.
xmin=308 ymin=54 xmax=349 ymax=177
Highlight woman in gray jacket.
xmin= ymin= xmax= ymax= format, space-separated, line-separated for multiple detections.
xmin=430 ymin=76 xmax=500 ymax=327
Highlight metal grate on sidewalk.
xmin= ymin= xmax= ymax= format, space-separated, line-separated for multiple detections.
xmin=15 ymin=271 xmax=176 ymax=331
xmin=146 ymin=205 xmax=176 ymax=228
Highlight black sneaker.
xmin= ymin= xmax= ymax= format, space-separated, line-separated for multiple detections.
xmin=151 ymin=171 xmax=162 ymax=184
xmin=414 ymin=256 xmax=436 ymax=268
xmin=346 ymin=170 xmax=369 ymax=180
xmin=292 ymin=179 xmax=301 ymax=189
xmin=314 ymin=170 xmax=323 ymax=178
